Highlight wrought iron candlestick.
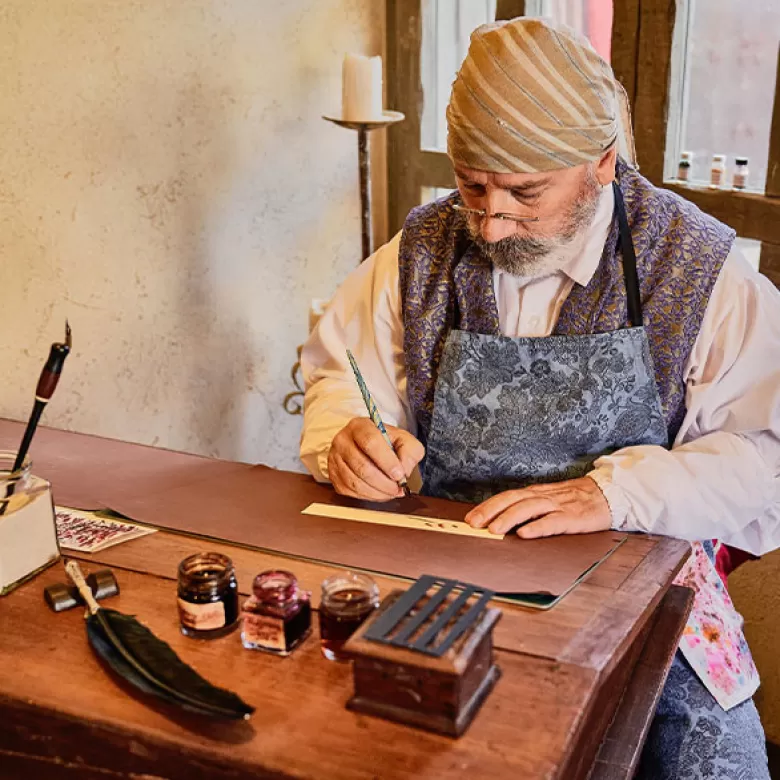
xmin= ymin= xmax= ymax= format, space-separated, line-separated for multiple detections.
xmin=323 ymin=111 xmax=405 ymax=260
xmin=283 ymin=111 xmax=405 ymax=416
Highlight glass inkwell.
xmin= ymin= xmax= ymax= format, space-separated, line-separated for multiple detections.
xmin=319 ymin=571 xmax=379 ymax=662
xmin=177 ymin=552 xmax=239 ymax=639
xmin=241 ymin=570 xmax=312 ymax=656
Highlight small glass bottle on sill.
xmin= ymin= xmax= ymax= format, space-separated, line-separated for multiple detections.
xmin=319 ymin=571 xmax=379 ymax=662
xmin=677 ymin=150 xmax=692 ymax=182
xmin=241 ymin=570 xmax=312 ymax=656
xmin=709 ymin=154 xmax=727 ymax=189
xmin=177 ymin=552 xmax=239 ymax=639
xmin=732 ymin=157 xmax=749 ymax=190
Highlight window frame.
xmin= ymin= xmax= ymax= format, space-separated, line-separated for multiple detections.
xmin=386 ymin=0 xmax=780 ymax=285
xmin=386 ymin=0 xmax=525 ymax=234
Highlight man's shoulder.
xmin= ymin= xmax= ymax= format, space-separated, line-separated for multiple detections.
xmin=622 ymin=164 xmax=733 ymax=238
xmin=402 ymin=191 xmax=461 ymax=235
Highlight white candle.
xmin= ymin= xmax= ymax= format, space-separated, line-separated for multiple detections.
xmin=342 ymin=53 xmax=383 ymax=121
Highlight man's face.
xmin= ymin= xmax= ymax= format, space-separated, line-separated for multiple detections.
xmin=454 ymin=149 xmax=614 ymax=277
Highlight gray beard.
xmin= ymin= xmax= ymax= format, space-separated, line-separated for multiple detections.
xmin=468 ymin=169 xmax=602 ymax=278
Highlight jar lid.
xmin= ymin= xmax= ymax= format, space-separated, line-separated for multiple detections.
xmin=253 ymin=570 xmax=299 ymax=602
xmin=679 ymin=150 xmax=693 ymax=161
xmin=711 ymin=154 xmax=727 ymax=163
xmin=178 ymin=552 xmax=235 ymax=590
xmin=321 ymin=571 xmax=379 ymax=614
xmin=735 ymin=156 xmax=749 ymax=165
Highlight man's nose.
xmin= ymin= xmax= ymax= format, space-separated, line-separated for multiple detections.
xmin=479 ymin=194 xmax=516 ymax=243
xmin=480 ymin=217 xmax=516 ymax=243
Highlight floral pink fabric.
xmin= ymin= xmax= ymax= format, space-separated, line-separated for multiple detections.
xmin=675 ymin=541 xmax=759 ymax=710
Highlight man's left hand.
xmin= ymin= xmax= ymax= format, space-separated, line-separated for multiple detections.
xmin=465 ymin=476 xmax=612 ymax=538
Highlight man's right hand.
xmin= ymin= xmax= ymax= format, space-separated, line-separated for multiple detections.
xmin=327 ymin=418 xmax=425 ymax=502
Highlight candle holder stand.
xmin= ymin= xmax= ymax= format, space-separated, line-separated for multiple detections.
xmin=323 ymin=111 xmax=405 ymax=260
xmin=282 ymin=111 xmax=405 ymax=416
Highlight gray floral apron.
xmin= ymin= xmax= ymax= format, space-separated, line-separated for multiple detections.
xmin=422 ymin=183 xmax=667 ymax=503
xmin=418 ymin=183 xmax=770 ymax=780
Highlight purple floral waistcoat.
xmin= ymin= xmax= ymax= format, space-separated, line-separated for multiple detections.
xmin=399 ymin=159 xmax=735 ymax=447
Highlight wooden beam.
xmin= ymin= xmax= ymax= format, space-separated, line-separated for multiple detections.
xmin=495 ymin=0 xmax=525 ymax=20
xmin=386 ymin=0 xmax=424 ymax=234
xmin=632 ymin=0 xmax=676 ymax=183
xmin=610 ymin=0 xmax=641 ymax=111
xmin=420 ymin=151 xmax=455 ymax=189
xmin=760 ymin=242 xmax=780 ymax=289
xmin=665 ymin=183 xmax=780 ymax=246
xmin=766 ymin=44 xmax=780 ymax=198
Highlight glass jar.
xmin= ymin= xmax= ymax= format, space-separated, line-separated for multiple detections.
xmin=241 ymin=570 xmax=311 ymax=656
xmin=732 ymin=157 xmax=749 ymax=190
xmin=0 ymin=451 xmax=59 ymax=597
xmin=319 ymin=571 xmax=379 ymax=662
xmin=677 ymin=150 xmax=692 ymax=182
xmin=709 ymin=154 xmax=727 ymax=188
xmin=177 ymin=552 xmax=239 ymax=639
xmin=0 ymin=451 xmax=34 ymax=514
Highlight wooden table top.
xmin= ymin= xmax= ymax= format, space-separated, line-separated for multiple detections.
xmin=0 ymin=422 xmax=691 ymax=779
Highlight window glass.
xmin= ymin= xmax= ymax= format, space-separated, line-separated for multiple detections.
xmin=667 ymin=0 xmax=780 ymax=192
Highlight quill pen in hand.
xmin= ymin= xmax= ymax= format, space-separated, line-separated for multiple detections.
xmin=65 ymin=560 xmax=254 ymax=720
xmin=346 ymin=349 xmax=411 ymax=496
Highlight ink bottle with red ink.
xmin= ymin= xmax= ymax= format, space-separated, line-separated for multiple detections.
xmin=241 ymin=570 xmax=312 ymax=656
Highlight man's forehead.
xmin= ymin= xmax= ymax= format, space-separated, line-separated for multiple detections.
xmin=454 ymin=166 xmax=556 ymax=187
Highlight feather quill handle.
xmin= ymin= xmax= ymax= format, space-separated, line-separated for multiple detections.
xmin=346 ymin=349 xmax=410 ymax=496
xmin=65 ymin=561 xmax=254 ymax=720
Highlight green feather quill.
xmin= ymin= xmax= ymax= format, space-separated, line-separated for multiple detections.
xmin=65 ymin=560 xmax=254 ymax=720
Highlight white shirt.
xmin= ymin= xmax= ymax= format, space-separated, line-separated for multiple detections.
xmin=300 ymin=187 xmax=780 ymax=556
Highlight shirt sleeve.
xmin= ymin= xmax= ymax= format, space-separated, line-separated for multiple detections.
xmin=589 ymin=248 xmax=780 ymax=556
xmin=299 ymin=232 xmax=412 ymax=482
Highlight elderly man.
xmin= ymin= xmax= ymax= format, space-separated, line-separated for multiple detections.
xmin=301 ymin=17 xmax=779 ymax=780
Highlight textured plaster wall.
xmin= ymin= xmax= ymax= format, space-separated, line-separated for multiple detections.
xmin=730 ymin=552 xmax=780 ymax=744
xmin=3 ymin=0 xmax=778 ymax=747
xmin=0 ymin=0 xmax=386 ymax=471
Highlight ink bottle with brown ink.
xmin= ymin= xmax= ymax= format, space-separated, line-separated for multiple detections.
xmin=319 ymin=571 xmax=379 ymax=661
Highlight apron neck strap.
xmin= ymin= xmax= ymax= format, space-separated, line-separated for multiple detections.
xmin=612 ymin=180 xmax=643 ymax=327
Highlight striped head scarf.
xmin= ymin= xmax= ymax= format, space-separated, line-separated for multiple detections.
xmin=446 ymin=17 xmax=635 ymax=173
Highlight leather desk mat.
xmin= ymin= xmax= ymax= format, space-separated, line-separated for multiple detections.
xmin=0 ymin=420 xmax=624 ymax=607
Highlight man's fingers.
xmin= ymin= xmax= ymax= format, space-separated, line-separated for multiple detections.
xmin=329 ymin=452 xmax=401 ymax=502
xmin=463 ymin=477 xmax=613 ymax=538
xmin=388 ymin=427 xmax=426 ymax=475
xmin=328 ymin=419 xmax=424 ymax=499
xmin=515 ymin=511 xmax=575 ymax=539
xmin=484 ymin=497 xmax=560 ymax=535
xmin=339 ymin=439 xmax=403 ymax=497
xmin=466 ymin=489 xmax=533 ymax=528
xmin=351 ymin=422 xmax=408 ymax=482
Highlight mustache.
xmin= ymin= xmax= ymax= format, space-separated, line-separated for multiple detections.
xmin=471 ymin=231 xmax=555 ymax=260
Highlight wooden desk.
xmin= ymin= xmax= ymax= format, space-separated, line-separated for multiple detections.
xmin=0 ymin=424 xmax=692 ymax=779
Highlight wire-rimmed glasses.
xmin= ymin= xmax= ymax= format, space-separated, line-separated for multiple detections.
xmin=453 ymin=203 xmax=541 ymax=224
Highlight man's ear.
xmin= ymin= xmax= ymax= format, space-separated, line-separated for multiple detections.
xmin=595 ymin=145 xmax=618 ymax=186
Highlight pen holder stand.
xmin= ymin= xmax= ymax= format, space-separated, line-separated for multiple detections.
xmin=0 ymin=452 xmax=60 ymax=596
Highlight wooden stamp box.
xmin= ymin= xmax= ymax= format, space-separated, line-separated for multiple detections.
xmin=345 ymin=577 xmax=502 ymax=737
